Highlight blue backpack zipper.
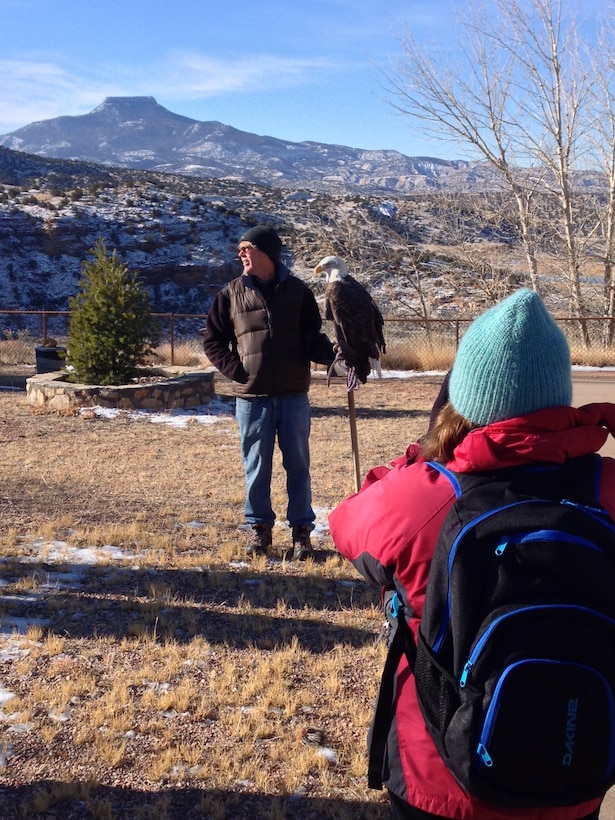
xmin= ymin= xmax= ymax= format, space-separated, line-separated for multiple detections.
xmin=493 ymin=528 xmax=604 ymax=556
xmin=460 ymin=603 xmax=615 ymax=688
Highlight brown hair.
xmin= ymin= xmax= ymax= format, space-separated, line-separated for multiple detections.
xmin=420 ymin=402 xmax=477 ymax=464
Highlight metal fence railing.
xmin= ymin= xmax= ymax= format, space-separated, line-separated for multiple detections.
xmin=0 ymin=311 xmax=208 ymax=368
xmin=1 ymin=310 xmax=615 ymax=370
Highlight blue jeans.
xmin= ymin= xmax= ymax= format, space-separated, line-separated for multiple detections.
xmin=235 ymin=394 xmax=314 ymax=528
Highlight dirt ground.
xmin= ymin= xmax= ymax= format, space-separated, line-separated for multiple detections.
xmin=2 ymin=369 xmax=615 ymax=818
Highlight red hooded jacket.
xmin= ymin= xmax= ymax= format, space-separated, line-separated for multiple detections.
xmin=329 ymin=403 xmax=615 ymax=819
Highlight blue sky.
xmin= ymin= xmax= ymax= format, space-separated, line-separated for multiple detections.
xmin=0 ymin=0 xmax=605 ymax=160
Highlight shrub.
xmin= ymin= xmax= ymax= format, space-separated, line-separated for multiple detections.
xmin=67 ymin=239 xmax=156 ymax=385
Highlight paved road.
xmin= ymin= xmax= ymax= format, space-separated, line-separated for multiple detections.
xmin=602 ymin=789 xmax=615 ymax=820
xmin=572 ymin=370 xmax=615 ymax=459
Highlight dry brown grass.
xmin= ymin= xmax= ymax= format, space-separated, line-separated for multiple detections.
xmin=149 ymin=339 xmax=209 ymax=368
xmin=0 ymin=374 xmax=444 ymax=819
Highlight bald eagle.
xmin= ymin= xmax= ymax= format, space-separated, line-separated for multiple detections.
xmin=314 ymin=255 xmax=386 ymax=387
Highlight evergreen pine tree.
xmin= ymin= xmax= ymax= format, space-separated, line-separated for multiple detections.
xmin=67 ymin=239 xmax=155 ymax=385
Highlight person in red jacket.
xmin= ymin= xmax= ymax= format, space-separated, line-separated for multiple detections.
xmin=329 ymin=289 xmax=614 ymax=820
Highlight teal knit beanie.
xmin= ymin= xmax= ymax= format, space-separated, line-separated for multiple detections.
xmin=448 ymin=289 xmax=572 ymax=426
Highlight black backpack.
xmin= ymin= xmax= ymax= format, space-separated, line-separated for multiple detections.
xmin=368 ymin=454 xmax=615 ymax=808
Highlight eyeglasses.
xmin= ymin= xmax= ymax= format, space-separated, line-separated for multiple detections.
xmin=237 ymin=242 xmax=258 ymax=255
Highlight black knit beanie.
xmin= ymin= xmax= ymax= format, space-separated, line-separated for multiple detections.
xmin=240 ymin=226 xmax=282 ymax=263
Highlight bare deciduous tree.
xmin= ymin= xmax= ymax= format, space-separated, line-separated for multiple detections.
xmin=388 ymin=0 xmax=544 ymax=293
xmin=587 ymin=19 xmax=615 ymax=342
xmin=387 ymin=0 xmax=599 ymax=341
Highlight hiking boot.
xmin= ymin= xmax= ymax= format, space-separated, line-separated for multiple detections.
xmin=292 ymin=525 xmax=313 ymax=561
xmin=246 ymin=523 xmax=272 ymax=557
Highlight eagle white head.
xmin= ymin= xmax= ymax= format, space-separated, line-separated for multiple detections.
xmin=314 ymin=255 xmax=349 ymax=283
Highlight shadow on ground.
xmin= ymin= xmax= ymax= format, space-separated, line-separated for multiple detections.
xmin=0 ymin=561 xmax=380 ymax=651
xmin=0 ymin=781 xmax=389 ymax=819
xmin=310 ymin=403 xmax=429 ymax=421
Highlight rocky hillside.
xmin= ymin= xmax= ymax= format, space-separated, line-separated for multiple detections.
xmin=1 ymin=142 xmax=493 ymax=333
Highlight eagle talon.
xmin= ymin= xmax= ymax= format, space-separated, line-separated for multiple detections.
xmin=326 ymin=350 xmax=347 ymax=386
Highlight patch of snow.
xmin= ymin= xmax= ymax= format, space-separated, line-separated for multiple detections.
xmin=572 ymin=365 xmax=615 ymax=372
xmin=0 ymin=614 xmax=51 ymax=635
xmin=24 ymin=539 xmax=135 ymax=566
xmin=7 ymin=722 xmax=34 ymax=734
xmin=378 ymin=201 xmax=397 ymax=218
xmin=0 ymin=689 xmax=16 ymax=706
xmin=318 ymin=746 xmax=337 ymax=764
xmin=236 ymin=509 xmax=330 ymax=541
xmin=79 ymin=398 xmax=235 ymax=427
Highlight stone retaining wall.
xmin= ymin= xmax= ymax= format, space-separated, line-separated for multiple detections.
xmin=26 ymin=367 xmax=217 ymax=412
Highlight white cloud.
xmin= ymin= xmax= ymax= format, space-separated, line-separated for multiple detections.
xmin=0 ymin=51 xmax=341 ymax=134
xmin=0 ymin=57 xmax=114 ymax=131
xmin=159 ymin=51 xmax=338 ymax=97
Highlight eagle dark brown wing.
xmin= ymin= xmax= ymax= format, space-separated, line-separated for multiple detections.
xmin=325 ymin=275 xmax=386 ymax=384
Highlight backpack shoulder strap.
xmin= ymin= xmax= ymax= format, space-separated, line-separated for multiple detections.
xmin=368 ymin=591 xmax=416 ymax=790
xmin=425 ymin=461 xmax=463 ymax=498
xmin=369 ymin=463 xmax=465 ymax=789
xmin=554 ymin=452 xmax=602 ymax=505
xmin=427 ymin=454 xmax=603 ymax=506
